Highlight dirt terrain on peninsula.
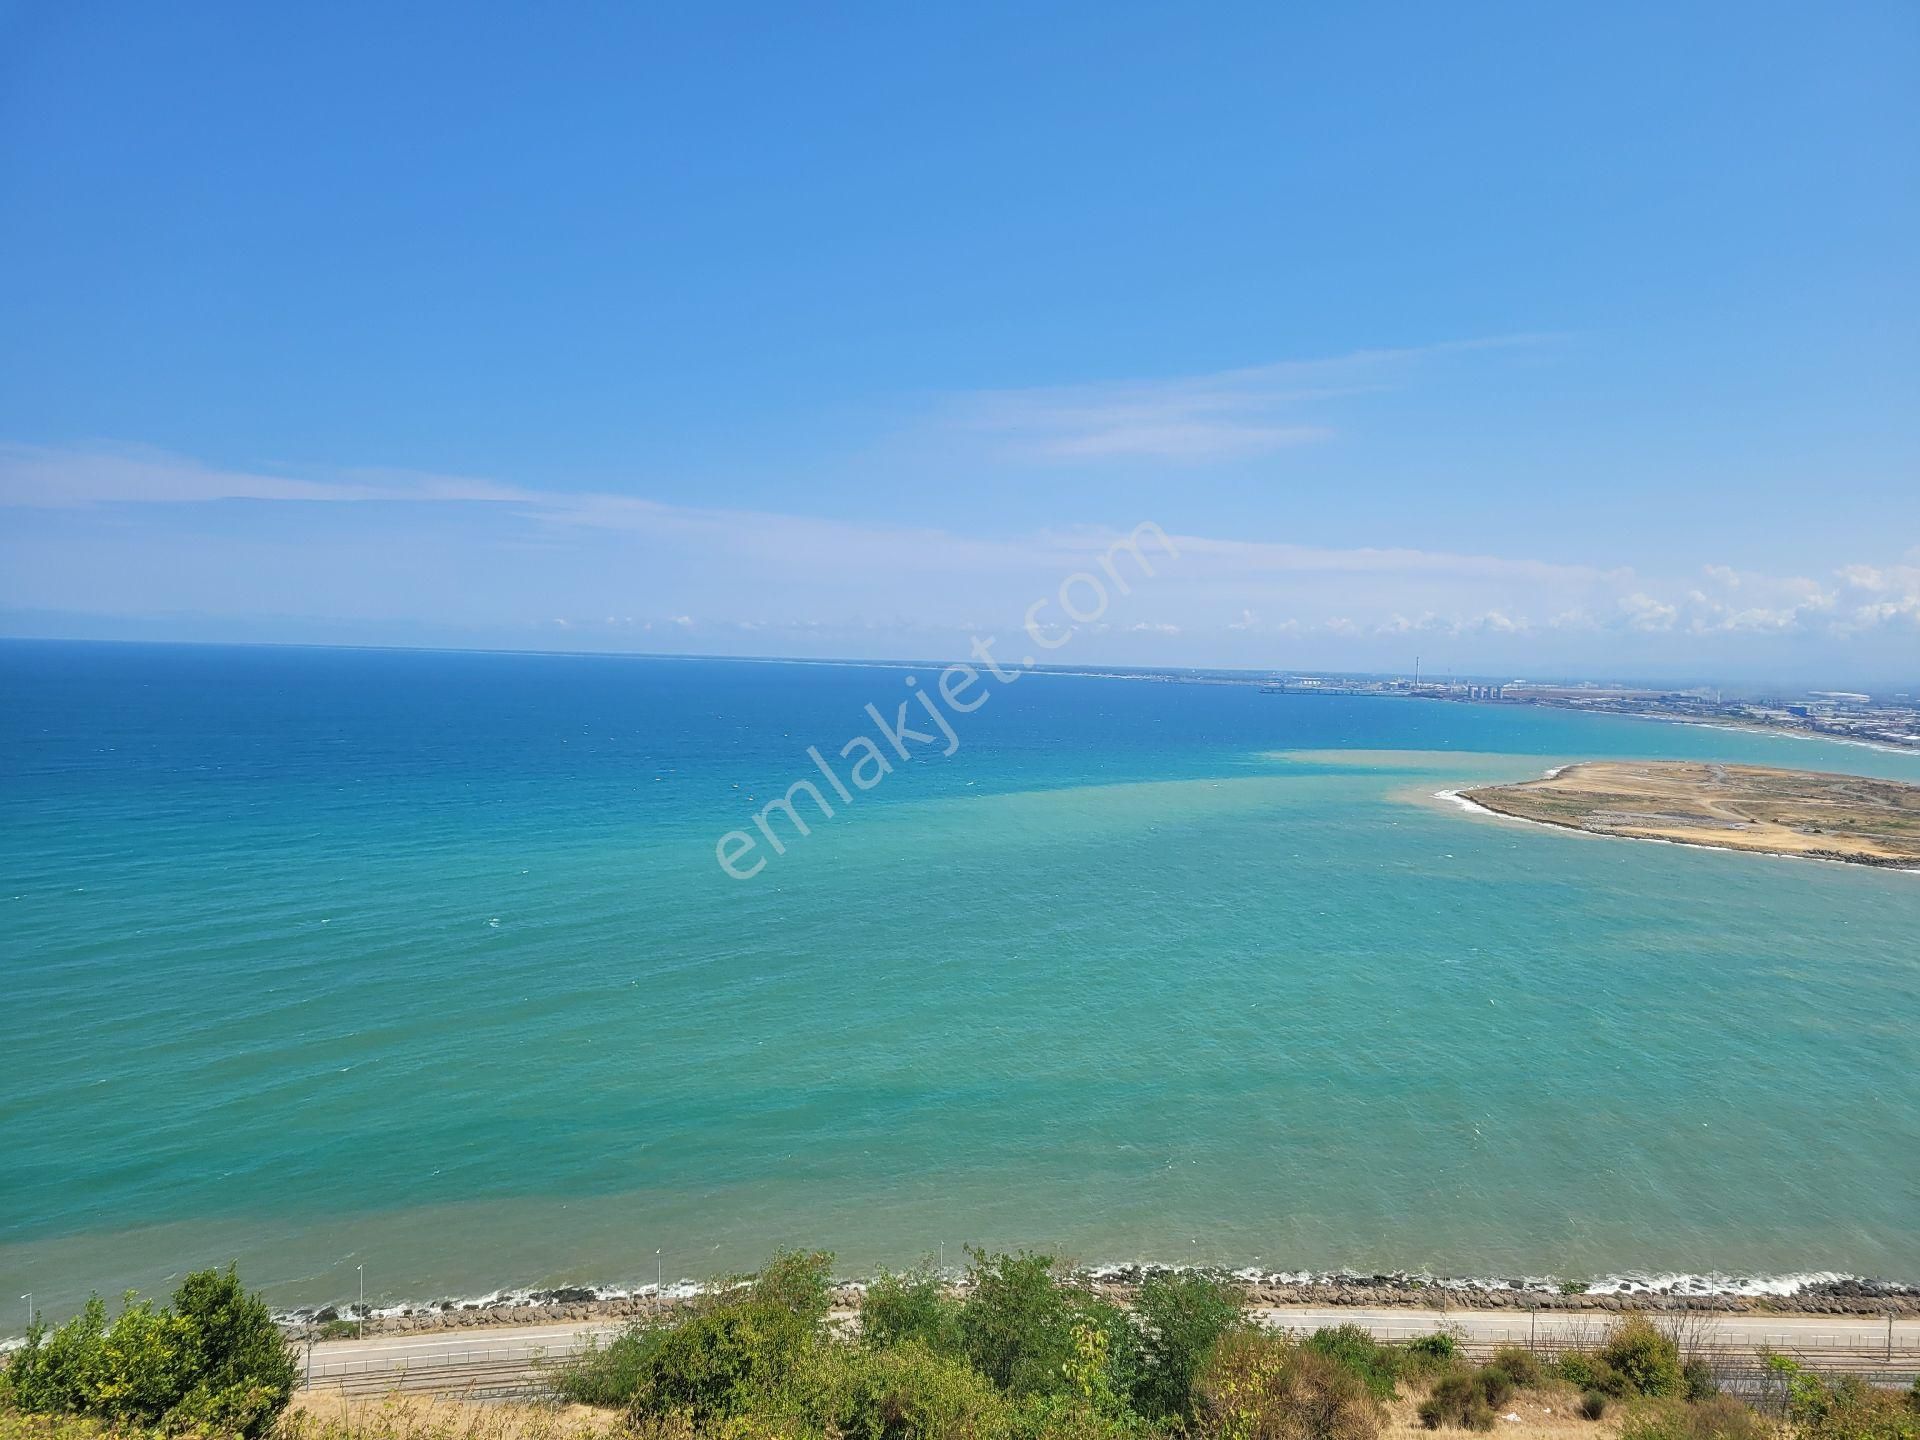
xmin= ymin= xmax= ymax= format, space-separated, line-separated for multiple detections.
xmin=1462 ymin=761 xmax=1920 ymax=868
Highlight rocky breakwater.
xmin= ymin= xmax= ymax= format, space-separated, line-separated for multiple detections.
xmin=284 ymin=1272 xmax=1919 ymax=1340
xmin=1093 ymin=1268 xmax=1920 ymax=1318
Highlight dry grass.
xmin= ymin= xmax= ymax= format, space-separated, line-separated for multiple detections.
xmin=1380 ymin=1380 xmax=1622 ymax=1440
xmin=1463 ymin=761 xmax=1920 ymax=866
xmin=283 ymin=1393 xmax=620 ymax=1440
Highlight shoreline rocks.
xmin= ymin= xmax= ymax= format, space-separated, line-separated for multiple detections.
xmin=282 ymin=1271 xmax=1920 ymax=1339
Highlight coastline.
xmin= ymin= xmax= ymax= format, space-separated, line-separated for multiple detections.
xmin=1579 ymin=708 xmax=1920 ymax=758
xmin=261 ymin=1266 xmax=1920 ymax=1340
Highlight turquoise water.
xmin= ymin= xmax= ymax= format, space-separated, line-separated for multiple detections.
xmin=3 ymin=641 xmax=1917 ymax=1318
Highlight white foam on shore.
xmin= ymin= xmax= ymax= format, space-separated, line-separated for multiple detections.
xmin=266 ymin=1264 xmax=1912 ymax=1327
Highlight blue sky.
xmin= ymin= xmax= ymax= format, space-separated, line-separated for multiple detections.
xmin=2 ymin=2 xmax=1916 ymax=682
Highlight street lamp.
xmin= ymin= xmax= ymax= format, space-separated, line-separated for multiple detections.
xmin=19 ymin=1294 xmax=30 ymax=1333
xmin=357 ymin=1266 xmax=364 ymax=1340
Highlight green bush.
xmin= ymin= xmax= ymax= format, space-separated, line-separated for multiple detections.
xmin=1193 ymin=1331 xmax=1379 ymax=1440
xmin=1485 ymin=1347 xmax=1543 ymax=1388
xmin=1580 ymin=1391 xmax=1609 ymax=1421
xmin=952 ymin=1251 xmax=1140 ymax=1405
xmin=1785 ymin=1370 xmax=1920 ymax=1440
xmin=1475 ymin=1367 xmax=1514 ymax=1410
xmin=1597 ymin=1319 xmax=1683 ymax=1399
xmin=1 ymin=1268 xmax=294 ymax=1439
xmin=1003 ymin=1393 xmax=1158 ymax=1440
xmin=1402 ymin=1334 xmax=1459 ymax=1379
xmin=1620 ymin=1396 xmax=1773 ymax=1440
xmin=1682 ymin=1359 xmax=1720 ymax=1402
xmin=1417 ymin=1372 xmax=1495 ymax=1432
xmin=860 ymin=1268 xmax=963 ymax=1356
xmin=1132 ymin=1273 xmax=1243 ymax=1420
xmin=1557 ymin=1353 xmax=1619 ymax=1396
xmin=748 ymin=1251 xmax=836 ymax=1325
xmin=1302 ymin=1326 xmax=1400 ymax=1402
xmin=621 ymin=1300 xmax=818 ymax=1424
xmin=955 ymin=1251 xmax=1073 ymax=1398
xmin=555 ymin=1250 xmax=833 ymax=1421
xmin=778 ymin=1339 xmax=1009 ymax=1440
xmin=552 ymin=1327 xmax=676 ymax=1409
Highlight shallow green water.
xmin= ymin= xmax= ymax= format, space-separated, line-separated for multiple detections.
xmin=3 ymin=643 xmax=1916 ymax=1316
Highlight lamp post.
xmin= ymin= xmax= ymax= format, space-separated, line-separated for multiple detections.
xmin=357 ymin=1266 xmax=364 ymax=1340
xmin=20 ymin=1294 xmax=30 ymax=1333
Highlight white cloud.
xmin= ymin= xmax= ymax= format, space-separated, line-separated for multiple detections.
xmin=1619 ymin=593 xmax=1679 ymax=632
xmin=945 ymin=336 xmax=1551 ymax=464
xmin=6 ymin=440 xmax=1920 ymax=669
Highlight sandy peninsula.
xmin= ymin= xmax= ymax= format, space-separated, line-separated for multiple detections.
xmin=1460 ymin=760 xmax=1920 ymax=869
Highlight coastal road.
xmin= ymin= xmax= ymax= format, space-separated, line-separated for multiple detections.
xmin=1252 ymin=1306 xmax=1919 ymax=1356
xmin=299 ymin=1307 xmax=1920 ymax=1397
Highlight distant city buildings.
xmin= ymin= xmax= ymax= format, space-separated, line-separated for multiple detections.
xmin=1251 ymin=671 xmax=1920 ymax=750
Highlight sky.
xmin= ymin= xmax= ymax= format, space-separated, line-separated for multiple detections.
xmin=1 ymin=2 xmax=1916 ymax=685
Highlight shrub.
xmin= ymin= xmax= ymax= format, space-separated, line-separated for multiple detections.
xmin=748 ymin=1252 xmax=835 ymax=1326
xmin=552 ymin=1327 xmax=674 ymax=1408
xmin=1476 ymin=1368 xmax=1515 ymax=1409
xmin=557 ymin=1251 xmax=834 ymax=1421
xmin=1486 ymin=1348 xmax=1543 ymax=1388
xmin=1598 ymin=1319 xmax=1683 ymax=1399
xmin=1402 ymin=1334 xmax=1459 ymax=1380
xmin=952 ymin=1251 xmax=1140 ymax=1405
xmin=1786 ymin=1371 xmax=1920 ymax=1440
xmin=1580 ymin=1392 xmax=1609 ymax=1421
xmin=1004 ymin=1393 xmax=1157 ymax=1440
xmin=1417 ymin=1371 xmax=1502 ymax=1432
xmin=1303 ymin=1327 xmax=1399 ymax=1402
xmin=956 ymin=1251 xmax=1075 ymax=1398
xmin=168 ymin=1267 xmax=300 ymax=1436
xmin=1620 ymin=1395 xmax=1773 ymax=1440
xmin=621 ymin=1301 xmax=819 ymax=1424
xmin=1683 ymin=1359 xmax=1720 ymax=1402
xmin=861 ymin=1269 xmax=963 ymax=1357
xmin=1133 ymin=1273 xmax=1243 ymax=1420
xmin=1193 ymin=1331 xmax=1379 ymax=1440
xmin=1068 ymin=1302 xmax=1147 ymax=1417
xmin=4 ymin=1299 xmax=112 ymax=1417
xmin=1558 ymin=1353 xmax=1619 ymax=1396
xmin=1 ymin=1268 xmax=294 ymax=1439
xmin=779 ymin=1339 xmax=1009 ymax=1440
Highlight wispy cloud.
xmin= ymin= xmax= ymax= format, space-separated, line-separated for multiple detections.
xmin=944 ymin=336 xmax=1553 ymax=464
xmin=4 ymin=439 xmax=1917 ymax=670
xmin=0 ymin=442 xmax=528 ymax=508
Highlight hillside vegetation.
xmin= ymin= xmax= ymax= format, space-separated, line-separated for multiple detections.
xmin=6 ymin=1255 xmax=1918 ymax=1440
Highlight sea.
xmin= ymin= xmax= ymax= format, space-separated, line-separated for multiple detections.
xmin=2 ymin=639 xmax=1916 ymax=1322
